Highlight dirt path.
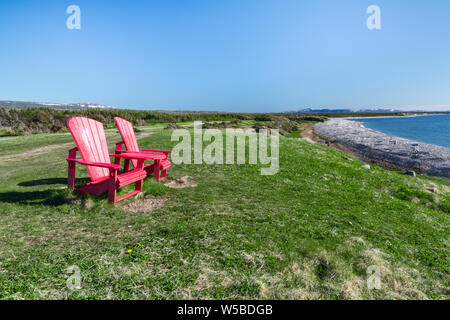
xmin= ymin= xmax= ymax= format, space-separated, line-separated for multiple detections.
xmin=0 ymin=132 xmax=156 ymax=164
xmin=299 ymin=123 xmax=325 ymax=143
xmin=0 ymin=142 xmax=77 ymax=164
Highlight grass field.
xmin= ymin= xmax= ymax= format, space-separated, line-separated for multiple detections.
xmin=0 ymin=125 xmax=448 ymax=299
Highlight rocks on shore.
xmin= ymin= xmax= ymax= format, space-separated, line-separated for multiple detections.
xmin=314 ymin=119 xmax=450 ymax=179
xmin=405 ymin=170 xmax=416 ymax=177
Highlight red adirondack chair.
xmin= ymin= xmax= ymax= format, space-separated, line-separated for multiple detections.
xmin=66 ymin=117 xmax=164 ymax=203
xmin=114 ymin=117 xmax=172 ymax=181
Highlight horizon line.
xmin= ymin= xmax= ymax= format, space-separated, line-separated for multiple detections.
xmin=1 ymin=99 xmax=450 ymax=113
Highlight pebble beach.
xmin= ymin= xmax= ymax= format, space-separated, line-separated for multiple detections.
xmin=314 ymin=119 xmax=450 ymax=179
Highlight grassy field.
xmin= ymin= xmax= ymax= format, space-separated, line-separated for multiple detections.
xmin=0 ymin=124 xmax=448 ymax=299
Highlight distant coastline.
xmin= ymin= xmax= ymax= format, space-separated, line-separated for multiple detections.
xmin=314 ymin=119 xmax=450 ymax=179
xmin=346 ymin=114 xmax=450 ymax=149
xmin=338 ymin=113 xmax=447 ymax=120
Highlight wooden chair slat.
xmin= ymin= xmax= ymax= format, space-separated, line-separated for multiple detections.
xmin=114 ymin=117 xmax=172 ymax=181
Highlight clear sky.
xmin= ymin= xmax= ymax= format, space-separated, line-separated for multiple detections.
xmin=1 ymin=0 xmax=450 ymax=112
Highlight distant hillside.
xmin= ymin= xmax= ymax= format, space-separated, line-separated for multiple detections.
xmin=0 ymin=106 xmax=253 ymax=135
xmin=0 ymin=105 xmax=326 ymax=136
xmin=0 ymin=100 xmax=114 ymax=110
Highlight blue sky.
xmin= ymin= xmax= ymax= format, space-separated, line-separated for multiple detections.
xmin=1 ymin=0 xmax=450 ymax=112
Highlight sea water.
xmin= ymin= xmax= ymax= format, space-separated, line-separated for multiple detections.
xmin=350 ymin=114 xmax=450 ymax=149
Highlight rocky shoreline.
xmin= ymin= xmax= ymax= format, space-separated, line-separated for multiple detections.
xmin=314 ymin=119 xmax=450 ymax=179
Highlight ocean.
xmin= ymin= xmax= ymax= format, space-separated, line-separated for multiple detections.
xmin=350 ymin=114 xmax=450 ymax=149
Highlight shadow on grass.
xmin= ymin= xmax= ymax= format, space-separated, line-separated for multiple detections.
xmin=3 ymin=177 xmax=93 ymax=206
xmin=8 ymin=177 xmax=147 ymax=206
xmin=3 ymin=176 xmax=110 ymax=206
xmin=18 ymin=177 xmax=90 ymax=187
xmin=0 ymin=189 xmax=69 ymax=206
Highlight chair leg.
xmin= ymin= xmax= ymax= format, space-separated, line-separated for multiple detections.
xmin=153 ymin=160 xmax=161 ymax=181
xmin=108 ymin=170 xmax=118 ymax=203
xmin=135 ymin=179 xmax=143 ymax=193
xmin=160 ymin=169 xmax=167 ymax=181
xmin=67 ymin=148 xmax=77 ymax=191
xmin=68 ymin=162 xmax=76 ymax=191
xmin=124 ymin=159 xmax=131 ymax=173
xmin=114 ymin=154 xmax=121 ymax=166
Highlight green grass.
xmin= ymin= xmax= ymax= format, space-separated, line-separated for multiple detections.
xmin=0 ymin=127 xmax=448 ymax=299
xmin=284 ymin=130 xmax=302 ymax=138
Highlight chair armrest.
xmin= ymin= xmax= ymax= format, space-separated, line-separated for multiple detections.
xmin=66 ymin=158 xmax=121 ymax=170
xmin=139 ymin=149 xmax=172 ymax=154
xmin=110 ymin=153 xmax=165 ymax=160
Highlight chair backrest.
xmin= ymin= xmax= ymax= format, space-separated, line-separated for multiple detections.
xmin=114 ymin=117 xmax=140 ymax=168
xmin=67 ymin=117 xmax=111 ymax=181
